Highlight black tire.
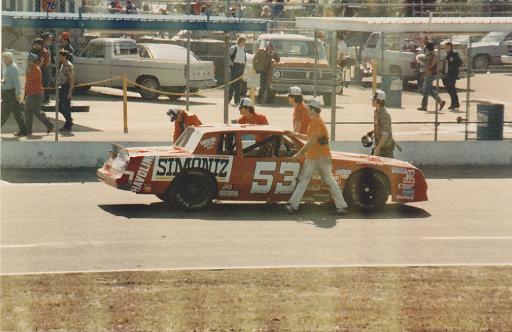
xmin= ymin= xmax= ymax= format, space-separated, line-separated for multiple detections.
xmin=322 ymin=93 xmax=332 ymax=107
xmin=473 ymin=55 xmax=490 ymax=71
xmin=343 ymin=169 xmax=390 ymax=212
xmin=138 ymin=77 xmax=160 ymax=100
xmin=168 ymin=169 xmax=217 ymax=211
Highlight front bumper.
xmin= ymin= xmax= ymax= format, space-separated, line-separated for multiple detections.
xmin=270 ymin=83 xmax=342 ymax=94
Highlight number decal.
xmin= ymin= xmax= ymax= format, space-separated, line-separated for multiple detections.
xmin=250 ymin=161 xmax=300 ymax=194
xmin=250 ymin=162 xmax=276 ymax=194
xmin=275 ymin=162 xmax=300 ymax=194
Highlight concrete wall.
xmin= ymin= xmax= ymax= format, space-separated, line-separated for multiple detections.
xmin=1 ymin=141 xmax=512 ymax=168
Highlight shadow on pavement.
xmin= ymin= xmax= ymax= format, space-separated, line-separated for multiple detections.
xmin=1 ymin=168 xmax=99 ymax=183
xmin=98 ymin=202 xmax=430 ymax=228
xmin=422 ymin=165 xmax=512 ymax=179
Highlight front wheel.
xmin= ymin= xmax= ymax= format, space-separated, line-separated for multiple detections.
xmin=168 ymin=169 xmax=217 ymax=211
xmin=343 ymin=169 xmax=390 ymax=212
xmin=138 ymin=77 xmax=160 ymax=100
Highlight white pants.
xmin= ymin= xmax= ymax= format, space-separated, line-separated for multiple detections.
xmin=289 ymin=157 xmax=348 ymax=210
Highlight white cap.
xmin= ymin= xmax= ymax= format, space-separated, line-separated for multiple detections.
xmin=239 ymin=97 xmax=253 ymax=108
xmin=2 ymin=52 xmax=13 ymax=61
xmin=372 ymin=89 xmax=386 ymax=101
xmin=308 ymin=98 xmax=322 ymax=111
xmin=288 ymin=86 xmax=302 ymax=96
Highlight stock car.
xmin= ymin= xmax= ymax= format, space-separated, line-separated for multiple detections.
xmin=97 ymin=125 xmax=428 ymax=212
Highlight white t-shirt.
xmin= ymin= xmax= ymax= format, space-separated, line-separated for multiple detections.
xmin=230 ymin=45 xmax=247 ymax=65
xmin=338 ymin=40 xmax=348 ymax=58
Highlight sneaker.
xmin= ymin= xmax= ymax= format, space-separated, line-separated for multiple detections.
xmin=285 ymin=203 xmax=298 ymax=214
xmin=417 ymin=107 xmax=427 ymax=111
xmin=439 ymin=100 xmax=446 ymax=111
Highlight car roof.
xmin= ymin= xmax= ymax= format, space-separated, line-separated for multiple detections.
xmin=194 ymin=124 xmax=285 ymax=134
xmin=89 ymin=38 xmax=135 ymax=44
xmin=257 ymin=34 xmax=313 ymax=41
xmin=138 ymin=43 xmax=185 ymax=50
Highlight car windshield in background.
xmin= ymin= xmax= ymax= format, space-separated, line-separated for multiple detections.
xmin=266 ymin=40 xmax=327 ymax=59
xmin=145 ymin=45 xmax=200 ymax=61
xmin=114 ymin=43 xmax=138 ymax=56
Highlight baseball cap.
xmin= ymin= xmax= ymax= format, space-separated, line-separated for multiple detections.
xmin=372 ymin=89 xmax=386 ymax=101
xmin=288 ymin=86 xmax=302 ymax=96
xmin=167 ymin=108 xmax=180 ymax=122
xmin=308 ymin=98 xmax=322 ymax=111
xmin=41 ymin=32 xmax=53 ymax=40
xmin=239 ymin=98 xmax=253 ymax=108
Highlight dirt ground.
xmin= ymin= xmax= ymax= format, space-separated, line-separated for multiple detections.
xmin=1 ymin=266 xmax=511 ymax=331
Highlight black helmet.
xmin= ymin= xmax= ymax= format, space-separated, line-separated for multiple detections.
xmin=361 ymin=134 xmax=373 ymax=148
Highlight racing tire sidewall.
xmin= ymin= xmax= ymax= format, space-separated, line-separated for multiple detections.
xmin=170 ymin=169 xmax=217 ymax=211
xmin=343 ymin=169 xmax=389 ymax=212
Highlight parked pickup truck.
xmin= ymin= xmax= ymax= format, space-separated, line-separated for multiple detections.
xmin=74 ymin=38 xmax=216 ymax=100
xmin=257 ymin=34 xmax=343 ymax=106
xmin=468 ymin=32 xmax=512 ymax=70
xmin=349 ymin=32 xmax=419 ymax=83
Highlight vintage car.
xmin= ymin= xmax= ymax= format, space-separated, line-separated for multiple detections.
xmin=97 ymin=125 xmax=428 ymax=212
xmin=256 ymin=34 xmax=344 ymax=106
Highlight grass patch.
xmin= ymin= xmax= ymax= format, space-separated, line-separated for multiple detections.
xmin=1 ymin=267 xmax=511 ymax=331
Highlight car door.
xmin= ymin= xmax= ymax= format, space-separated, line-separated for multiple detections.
xmin=77 ymin=42 xmax=111 ymax=87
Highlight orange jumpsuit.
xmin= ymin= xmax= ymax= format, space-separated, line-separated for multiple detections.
xmin=173 ymin=111 xmax=203 ymax=141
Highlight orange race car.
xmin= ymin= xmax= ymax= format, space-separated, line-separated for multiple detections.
xmin=97 ymin=125 xmax=428 ymax=212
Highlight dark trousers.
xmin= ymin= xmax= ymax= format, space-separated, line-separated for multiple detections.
xmin=257 ymin=70 xmax=270 ymax=104
xmin=25 ymin=94 xmax=53 ymax=134
xmin=58 ymin=84 xmax=73 ymax=128
xmin=442 ymin=77 xmax=460 ymax=108
xmin=229 ymin=63 xmax=246 ymax=104
xmin=1 ymin=89 xmax=26 ymax=133
xmin=41 ymin=65 xmax=52 ymax=103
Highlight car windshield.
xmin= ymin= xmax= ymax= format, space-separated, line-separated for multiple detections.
xmin=480 ymin=32 xmax=507 ymax=43
xmin=144 ymin=45 xmax=200 ymax=62
xmin=262 ymin=39 xmax=326 ymax=59
xmin=174 ymin=127 xmax=203 ymax=151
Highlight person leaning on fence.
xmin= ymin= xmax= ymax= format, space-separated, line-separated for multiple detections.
xmin=253 ymin=41 xmax=280 ymax=104
xmin=237 ymin=98 xmax=269 ymax=125
xmin=1 ymin=52 xmax=27 ymax=136
xmin=228 ymin=35 xmax=247 ymax=105
xmin=167 ymin=108 xmax=203 ymax=142
xmin=24 ymin=53 xmax=54 ymax=136
xmin=285 ymin=98 xmax=349 ymax=216
xmin=417 ymin=42 xmax=446 ymax=112
xmin=366 ymin=89 xmax=395 ymax=158
xmin=287 ymin=86 xmax=311 ymax=135
xmin=56 ymin=49 xmax=75 ymax=132
xmin=41 ymin=32 xmax=54 ymax=104
xmin=442 ymin=42 xmax=463 ymax=111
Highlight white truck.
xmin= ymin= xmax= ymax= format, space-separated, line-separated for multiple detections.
xmin=74 ymin=38 xmax=216 ymax=100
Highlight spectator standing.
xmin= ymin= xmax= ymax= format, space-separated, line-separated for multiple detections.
xmin=56 ymin=50 xmax=75 ymax=132
xmin=261 ymin=5 xmax=271 ymax=18
xmin=59 ymin=32 xmax=74 ymax=62
xmin=167 ymin=108 xmax=202 ymax=142
xmin=417 ymin=42 xmax=445 ymax=111
xmin=41 ymin=32 xmax=54 ymax=104
xmin=366 ymin=90 xmax=395 ymax=158
xmin=229 ymin=35 xmax=247 ymax=105
xmin=126 ymin=0 xmax=136 ymax=13
xmin=1 ymin=52 xmax=26 ymax=136
xmin=24 ymin=53 xmax=54 ymax=136
xmin=285 ymin=98 xmax=349 ymax=215
xmin=237 ymin=98 xmax=269 ymax=125
xmin=30 ymin=38 xmax=45 ymax=66
xmin=253 ymin=41 xmax=280 ymax=104
xmin=287 ymin=86 xmax=311 ymax=135
xmin=337 ymin=34 xmax=348 ymax=66
xmin=442 ymin=42 xmax=463 ymax=111
xmin=272 ymin=0 xmax=285 ymax=18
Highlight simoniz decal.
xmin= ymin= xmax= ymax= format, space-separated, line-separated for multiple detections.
xmin=131 ymin=156 xmax=155 ymax=193
xmin=152 ymin=156 xmax=233 ymax=182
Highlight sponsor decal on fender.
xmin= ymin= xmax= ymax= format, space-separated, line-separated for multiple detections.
xmin=152 ymin=156 xmax=233 ymax=182
xmin=199 ymin=137 xmax=217 ymax=150
xmin=397 ymin=187 xmax=415 ymax=200
xmin=131 ymin=156 xmax=155 ymax=193
xmin=219 ymin=190 xmax=239 ymax=198
xmin=335 ymin=168 xmax=352 ymax=179
xmin=392 ymin=167 xmax=408 ymax=174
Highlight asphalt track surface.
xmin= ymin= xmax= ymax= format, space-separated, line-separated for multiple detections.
xmin=1 ymin=167 xmax=511 ymax=275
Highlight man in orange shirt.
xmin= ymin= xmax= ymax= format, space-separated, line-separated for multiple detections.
xmin=287 ymin=86 xmax=310 ymax=134
xmin=167 ymin=108 xmax=203 ymax=142
xmin=237 ymin=98 xmax=269 ymax=125
xmin=285 ymin=98 xmax=348 ymax=215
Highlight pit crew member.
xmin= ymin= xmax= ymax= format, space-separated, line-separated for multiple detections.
xmin=287 ymin=86 xmax=311 ymax=135
xmin=167 ymin=108 xmax=203 ymax=142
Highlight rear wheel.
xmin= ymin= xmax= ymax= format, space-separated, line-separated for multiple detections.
xmin=473 ymin=55 xmax=490 ymax=70
xmin=343 ymin=169 xmax=390 ymax=212
xmin=168 ymin=169 xmax=217 ymax=211
xmin=138 ymin=76 xmax=160 ymax=100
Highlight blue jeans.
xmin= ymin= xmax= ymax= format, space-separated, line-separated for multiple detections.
xmin=421 ymin=75 xmax=441 ymax=107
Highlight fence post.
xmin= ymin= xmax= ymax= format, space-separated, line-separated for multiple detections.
xmin=186 ymin=30 xmax=191 ymax=113
xmin=223 ymin=33 xmax=230 ymax=124
xmin=372 ymin=61 xmax=377 ymax=93
xmin=330 ymin=31 xmax=338 ymax=141
xmin=54 ymin=47 xmax=60 ymax=142
xmin=313 ymin=29 xmax=319 ymax=98
xmin=465 ymin=38 xmax=472 ymax=141
xmin=123 ymin=74 xmax=128 ymax=133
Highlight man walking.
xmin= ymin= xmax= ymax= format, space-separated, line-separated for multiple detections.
xmin=417 ymin=42 xmax=446 ymax=111
xmin=442 ymin=42 xmax=463 ymax=111
xmin=229 ymin=35 xmax=247 ymax=105
xmin=253 ymin=41 xmax=280 ymax=104
xmin=1 ymin=52 xmax=27 ymax=136
xmin=287 ymin=86 xmax=310 ymax=135
xmin=56 ymin=50 xmax=75 ymax=132
xmin=41 ymin=32 xmax=54 ymax=104
xmin=366 ymin=89 xmax=395 ymax=158
xmin=24 ymin=53 xmax=54 ymax=136
xmin=285 ymin=98 xmax=349 ymax=215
